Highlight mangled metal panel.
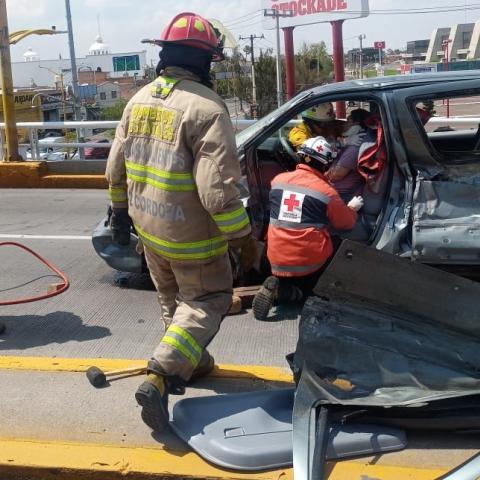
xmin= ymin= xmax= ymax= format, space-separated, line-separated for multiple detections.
xmin=312 ymin=239 xmax=480 ymax=338
xmin=293 ymin=240 xmax=480 ymax=478
xmin=412 ymin=179 xmax=480 ymax=264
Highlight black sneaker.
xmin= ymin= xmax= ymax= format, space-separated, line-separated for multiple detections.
xmin=135 ymin=373 xmax=169 ymax=432
xmin=252 ymin=276 xmax=279 ymax=320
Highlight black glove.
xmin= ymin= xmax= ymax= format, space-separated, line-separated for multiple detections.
xmin=229 ymin=234 xmax=258 ymax=272
xmin=110 ymin=207 xmax=132 ymax=246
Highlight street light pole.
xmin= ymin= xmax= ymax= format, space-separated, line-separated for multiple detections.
xmin=0 ymin=0 xmax=21 ymax=161
xmin=358 ymin=34 xmax=366 ymax=79
xmin=275 ymin=12 xmax=282 ymax=107
xmin=264 ymin=9 xmax=294 ymax=107
xmin=239 ymin=34 xmax=264 ymax=117
xmin=65 ymin=0 xmax=85 ymax=158
xmin=442 ymin=39 xmax=452 ymax=118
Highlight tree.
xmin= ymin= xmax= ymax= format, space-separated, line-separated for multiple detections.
xmin=254 ymin=48 xmax=278 ymax=117
xmin=101 ymin=98 xmax=128 ymax=121
xmin=213 ymin=48 xmax=251 ymax=113
xmin=295 ymin=42 xmax=333 ymax=91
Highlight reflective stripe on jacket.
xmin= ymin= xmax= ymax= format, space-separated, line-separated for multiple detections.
xmin=106 ymin=67 xmax=250 ymax=263
xmin=267 ymin=164 xmax=357 ymax=277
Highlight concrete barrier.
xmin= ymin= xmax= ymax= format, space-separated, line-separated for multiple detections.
xmin=0 ymin=161 xmax=107 ymax=188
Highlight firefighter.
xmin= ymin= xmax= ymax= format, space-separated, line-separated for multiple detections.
xmin=288 ymin=103 xmax=343 ymax=149
xmin=252 ymin=136 xmax=363 ymax=321
xmin=106 ymin=12 xmax=255 ymax=432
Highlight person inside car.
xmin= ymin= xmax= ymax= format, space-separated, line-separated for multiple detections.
xmin=326 ymin=108 xmax=375 ymax=203
xmin=416 ymin=105 xmax=434 ymax=126
xmin=288 ymin=103 xmax=344 ymax=149
xmin=252 ymin=136 xmax=363 ymax=321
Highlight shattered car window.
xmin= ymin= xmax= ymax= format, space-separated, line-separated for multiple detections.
xmin=416 ymin=94 xmax=480 ymax=158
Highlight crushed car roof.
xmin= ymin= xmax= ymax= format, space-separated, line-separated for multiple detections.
xmin=306 ymin=70 xmax=480 ymax=96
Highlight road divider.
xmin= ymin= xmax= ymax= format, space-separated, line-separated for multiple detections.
xmin=0 ymin=355 xmax=294 ymax=383
xmin=0 ymin=161 xmax=107 ymax=188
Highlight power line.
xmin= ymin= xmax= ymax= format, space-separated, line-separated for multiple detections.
xmin=224 ymin=2 xmax=480 ymax=32
xmin=318 ymin=3 xmax=480 ymax=14
xmin=228 ymin=20 xmax=265 ymax=31
xmin=224 ymin=9 xmax=262 ymax=24
xmin=224 ymin=11 xmax=262 ymax=28
xmin=373 ymin=2 xmax=480 ymax=11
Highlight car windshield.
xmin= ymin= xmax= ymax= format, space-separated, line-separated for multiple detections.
xmin=235 ymin=91 xmax=312 ymax=148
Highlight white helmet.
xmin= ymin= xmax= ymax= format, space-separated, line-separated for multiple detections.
xmin=302 ymin=102 xmax=335 ymax=123
xmin=297 ymin=136 xmax=336 ymax=168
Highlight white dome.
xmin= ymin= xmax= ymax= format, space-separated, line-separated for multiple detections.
xmin=89 ymin=35 xmax=110 ymax=55
xmin=23 ymin=47 xmax=39 ymax=61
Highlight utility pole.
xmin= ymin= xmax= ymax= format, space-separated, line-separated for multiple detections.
xmin=239 ymin=34 xmax=264 ymax=118
xmin=65 ymin=0 xmax=84 ymax=158
xmin=442 ymin=39 xmax=452 ymax=118
xmin=264 ymin=9 xmax=294 ymax=107
xmin=0 ymin=0 xmax=21 ymax=161
xmin=358 ymin=34 xmax=366 ymax=79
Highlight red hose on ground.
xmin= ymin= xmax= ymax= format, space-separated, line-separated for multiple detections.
xmin=0 ymin=242 xmax=70 ymax=306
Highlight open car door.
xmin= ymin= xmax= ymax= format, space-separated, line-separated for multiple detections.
xmin=292 ymin=240 xmax=480 ymax=479
xmin=392 ymin=80 xmax=480 ymax=264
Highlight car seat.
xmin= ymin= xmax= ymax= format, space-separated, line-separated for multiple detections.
xmin=341 ymin=116 xmax=388 ymax=241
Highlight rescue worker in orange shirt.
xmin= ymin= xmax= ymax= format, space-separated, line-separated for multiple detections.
xmin=252 ymin=136 xmax=363 ymax=320
xmin=106 ymin=12 xmax=255 ymax=432
xmin=288 ymin=103 xmax=344 ymax=149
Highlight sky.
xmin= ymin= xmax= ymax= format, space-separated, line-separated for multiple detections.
xmin=7 ymin=0 xmax=478 ymax=65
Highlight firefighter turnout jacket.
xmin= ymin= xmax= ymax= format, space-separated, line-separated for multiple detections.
xmin=267 ymin=164 xmax=357 ymax=277
xmin=106 ymin=67 xmax=250 ymax=263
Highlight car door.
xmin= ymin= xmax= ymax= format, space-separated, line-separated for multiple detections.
xmin=393 ymin=80 xmax=480 ymax=265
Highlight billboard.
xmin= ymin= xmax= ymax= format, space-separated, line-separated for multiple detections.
xmin=374 ymin=41 xmax=386 ymax=49
xmin=262 ymin=0 xmax=369 ymax=29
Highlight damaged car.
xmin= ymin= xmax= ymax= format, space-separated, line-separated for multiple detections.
xmin=93 ymin=70 xmax=480 ymax=279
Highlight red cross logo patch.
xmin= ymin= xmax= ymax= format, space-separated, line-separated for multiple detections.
xmin=283 ymin=194 xmax=300 ymax=212
xmin=279 ymin=190 xmax=305 ymax=223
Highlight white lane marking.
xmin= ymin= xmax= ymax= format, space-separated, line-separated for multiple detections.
xmin=0 ymin=234 xmax=92 ymax=240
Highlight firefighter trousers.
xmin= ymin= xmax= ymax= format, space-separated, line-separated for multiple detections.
xmin=144 ymin=246 xmax=233 ymax=381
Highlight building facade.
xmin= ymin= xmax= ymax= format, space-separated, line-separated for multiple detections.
xmin=12 ymin=34 xmax=147 ymax=89
xmin=401 ymin=40 xmax=429 ymax=63
xmin=425 ymin=21 xmax=480 ymax=62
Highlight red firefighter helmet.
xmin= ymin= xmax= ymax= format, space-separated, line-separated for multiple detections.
xmin=142 ymin=12 xmax=224 ymax=61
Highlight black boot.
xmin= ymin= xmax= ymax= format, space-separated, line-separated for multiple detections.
xmin=135 ymin=360 xmax=169 ymax=432
xmin=252 ymin=276 xmax=279 ymax=320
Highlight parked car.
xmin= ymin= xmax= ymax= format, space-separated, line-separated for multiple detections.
xmin=70 ymin=138 xmax=111 ymax=160
xmin=25 ymin=136 xmax=68 ymax=161
xmin=84 ymin=139 xmax=110 ymax=159
xmin=93 ymin=71 xmax=480 ymax=278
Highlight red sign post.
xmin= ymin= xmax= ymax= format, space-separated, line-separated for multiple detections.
xmin=262 ymin=0 xmax=370 ymax=110
xmin=374 ymin=41 xmax=386 ymax=68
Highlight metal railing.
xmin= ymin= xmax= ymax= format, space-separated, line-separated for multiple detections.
xmin=0 ymin=119 xmax=256 ymax=161
xmin=0 ymin=116 xmax=478 ymax=161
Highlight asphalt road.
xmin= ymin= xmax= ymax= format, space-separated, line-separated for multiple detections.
xmin=0 ymin=189 xmax=299 ymax=366
xmin=2 ymin=189 xmax=480 ymax=474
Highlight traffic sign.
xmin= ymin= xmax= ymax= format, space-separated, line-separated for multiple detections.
xmin=374 ymin=41 xmax=386 ymax=49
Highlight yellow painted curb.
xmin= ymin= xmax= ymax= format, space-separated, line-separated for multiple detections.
xmin=0 ymin=161 xmax=107 ymax=188
xmin=327 ymin=461 xmax=445 ymax=479
xmin=0 ymin=437 xmax=449 ymax=480
xmin=0 ymin=161 xmax=46 ymax=187
xmin=40 ymin=174 xmax=107 ymax=188
xmin=0 ymin=355 xmax=294 ymax=383
xmin=0 ymin=437 xmax=292 ymax=480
